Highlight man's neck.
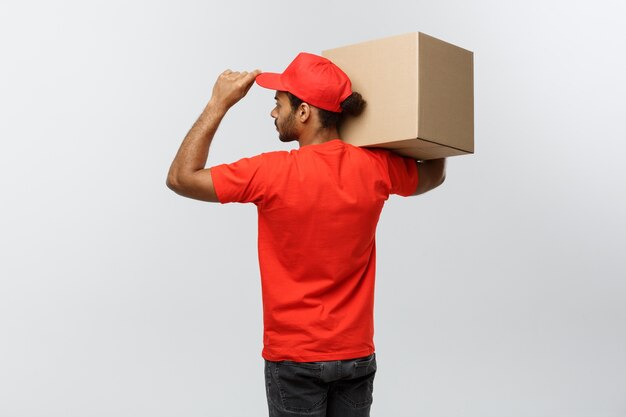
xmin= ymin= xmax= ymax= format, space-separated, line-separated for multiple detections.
xmin=297 ymin=127 xmax=340 ymax=148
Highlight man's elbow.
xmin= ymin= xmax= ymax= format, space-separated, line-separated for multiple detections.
xmin=424 ymin=173 xmax=446 ymax=194
xmin=427 ymin=166 xmax=446 ymax=193
xmin=166 ymin=171 xmax=179 ymax=192
xmin=413 ymin=159 xmax=446 ymax=196
xmin=429 ymin=159 xmax=447 ymax=191
xmin=166 ymin=174 xmax=194 ymax=199
xmin=165 ymin=169 xmax=219 ymax=202
xmin=436 ymin=171 xmax=446 ymax=188
xmin=166 ymin=169 xmax=189 ymax=195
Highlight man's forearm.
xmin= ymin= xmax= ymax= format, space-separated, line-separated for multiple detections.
xmin=167 ymin=100 xmax=227 ymax=183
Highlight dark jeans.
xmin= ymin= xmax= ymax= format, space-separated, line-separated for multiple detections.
xmin=264 ymin=353 xmax=377 ymax=417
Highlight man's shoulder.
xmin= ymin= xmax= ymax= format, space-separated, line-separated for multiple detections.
xmin=358 ymin=145 xmax=415 ymax=164
xmin=222 ymin=149 xmax=290 ymax=165
xmin=346 ymin=144 xmax=398 ymax=164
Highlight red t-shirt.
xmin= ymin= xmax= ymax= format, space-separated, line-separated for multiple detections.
xmin=211 ymin=139 xmax=418 ymax=362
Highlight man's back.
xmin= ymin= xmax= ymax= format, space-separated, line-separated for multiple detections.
xmin=212 ymin=139 xmax=418 ymax=361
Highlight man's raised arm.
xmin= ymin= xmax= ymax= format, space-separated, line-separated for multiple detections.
xmin=166 ymin=69 xmax=261 ymax=202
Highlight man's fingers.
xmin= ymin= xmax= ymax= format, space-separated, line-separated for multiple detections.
xmin=230 ymin=69 xmax=262 ymax=90
xmin=220 ymin=68 xmax=261 ymax=78
xmin=243 ymin=70 xmax=262 ymax=92
xmin=242 ymin=69 xmax=262 ymax=86
xmin=212 ymin=68 xmax=263 ymax=107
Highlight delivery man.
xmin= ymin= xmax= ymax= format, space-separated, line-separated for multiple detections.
xmin=167 ymin=52 xmax=446 ymax=417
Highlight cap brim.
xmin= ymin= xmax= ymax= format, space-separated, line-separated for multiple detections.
xmin=255 ymin=72 xmax=286 ymax=91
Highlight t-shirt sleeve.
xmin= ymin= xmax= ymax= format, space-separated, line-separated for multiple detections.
xmin=385 ymin=152 xmax=419 ymax=196
xmin=210 ymin=154 xmax=267 ymax=204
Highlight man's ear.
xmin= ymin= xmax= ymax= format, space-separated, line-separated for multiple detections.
xmin=296 ymin=102 xmax=311 ymax=123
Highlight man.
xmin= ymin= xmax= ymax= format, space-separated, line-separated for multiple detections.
xmin=167 ymin=52 xmax=446 ymax=417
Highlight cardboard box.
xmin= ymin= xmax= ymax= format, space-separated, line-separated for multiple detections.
xmin=322 ymin=32 xmax=474 ymax=159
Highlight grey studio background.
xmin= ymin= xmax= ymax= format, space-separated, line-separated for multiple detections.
xmin=1 ymin=0 xmax=625 ymax=416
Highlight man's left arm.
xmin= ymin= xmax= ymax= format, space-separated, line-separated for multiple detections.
xmin=413 ymin=158 xmax=446 ymax=196
xmin=166 ymin=69 xmax=261 ymax=202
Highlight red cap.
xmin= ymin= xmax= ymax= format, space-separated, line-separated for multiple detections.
xmin=255 ymin=52 xmax=352 ymax=113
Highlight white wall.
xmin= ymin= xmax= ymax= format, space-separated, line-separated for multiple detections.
xmin=1 ymin=1 xmax=625 ymax=416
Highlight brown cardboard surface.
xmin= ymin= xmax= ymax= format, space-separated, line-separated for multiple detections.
xmin=322 ymin=32 xmax=474 ymax=159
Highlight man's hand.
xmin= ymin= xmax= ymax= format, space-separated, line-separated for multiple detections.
xmin=210 ymin=69 xmax=262 ymax=112
xmin=166 ymin=68 xmax=261 ymax=202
